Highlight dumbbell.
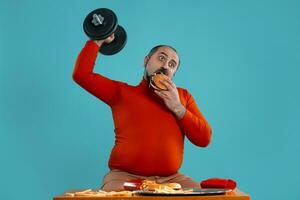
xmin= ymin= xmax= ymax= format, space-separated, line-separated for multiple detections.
xmin=83 ymin=8 xmax=127 ymax=55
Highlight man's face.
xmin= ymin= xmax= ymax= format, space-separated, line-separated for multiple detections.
xmin=144 ymin=46 xmax=179 ymax=80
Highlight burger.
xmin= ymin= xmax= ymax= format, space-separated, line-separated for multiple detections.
xmin=143 ymin=182 xmax=182 ymax=191
xmin=149 ymin=72 xmax=168 ymax=91
xmin=164 ymin=183 xmax=182 ymax=190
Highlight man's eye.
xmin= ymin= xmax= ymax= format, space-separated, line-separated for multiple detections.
xmin=159 ymin=55 xmax=165 ymax=61
xmin=169 ymin=62 xmax=176 ymax=68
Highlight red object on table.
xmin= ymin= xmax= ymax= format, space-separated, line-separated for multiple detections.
xmin=123 ymin=179 xmax=145 ymax=191
xmin=200 ymin=178 xmax=237 ymax=190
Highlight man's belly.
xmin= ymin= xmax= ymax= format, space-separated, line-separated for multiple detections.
xmin=108 ymin=134 xmax=184 ymax=176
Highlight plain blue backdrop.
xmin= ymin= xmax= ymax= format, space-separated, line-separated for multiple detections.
xmin=1 ymin=1 xmax=299 ymax=200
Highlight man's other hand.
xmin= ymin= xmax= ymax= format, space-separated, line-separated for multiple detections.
xmin=154 ymin=78 xmax=186 ymax=119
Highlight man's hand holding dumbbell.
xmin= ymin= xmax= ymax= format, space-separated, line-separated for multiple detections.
xmin=93 ymin=33 xmax=115 ymax=47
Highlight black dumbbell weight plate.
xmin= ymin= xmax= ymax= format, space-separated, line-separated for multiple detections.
xmin=100 ymin=25 xmax=127 ymax=55
xmin=83 ymin=8 xmax=118 ymax=40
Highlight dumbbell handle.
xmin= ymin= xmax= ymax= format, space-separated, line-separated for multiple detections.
xmin=92 ymin=14 xmax=104 ymax=26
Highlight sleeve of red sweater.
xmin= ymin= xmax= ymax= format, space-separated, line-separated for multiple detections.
xmin=178 ymin=90 xmax=212 ymax=147
xmin=72 ymin=40 xmax=122 ymax=106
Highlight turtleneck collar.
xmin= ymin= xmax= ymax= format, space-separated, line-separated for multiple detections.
xmin=137 ymin=77 xmax=154 ymax=93
xmin=136 ymin=77 xmax=166 ymax=103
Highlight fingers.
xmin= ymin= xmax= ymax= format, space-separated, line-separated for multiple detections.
xmin=104 ymin=33 xmax=115 ymax=44
xmin=154 ymin=90 xmax=170 ymax=100
xmin=159 ymin=79 xmax=176 ymax=90
xmin=109 ymin=33 xmax=115 ymax=40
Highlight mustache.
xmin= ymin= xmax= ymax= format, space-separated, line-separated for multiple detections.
xmin=155 ymin=68 xmax=168 ymax=76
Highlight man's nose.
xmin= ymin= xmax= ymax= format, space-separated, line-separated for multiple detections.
xmin=161 ymin=62 xmax=168 ymax=69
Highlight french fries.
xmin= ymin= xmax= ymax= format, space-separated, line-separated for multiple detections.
xmin=63 ymin=180 xmax=183 ymax=197
xmin=64 ymin=189 xmax=132 ymax=197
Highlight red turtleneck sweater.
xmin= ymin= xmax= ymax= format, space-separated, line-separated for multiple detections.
xmin=73 ymin=41 xmax=212 ymax=176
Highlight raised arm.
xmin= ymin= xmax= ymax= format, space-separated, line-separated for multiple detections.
xmin=73 ymin=37 xmax=123 ymax=106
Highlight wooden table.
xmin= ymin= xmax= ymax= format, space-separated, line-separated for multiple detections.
xmin=54 ymin=189 xmax=250 ymax=200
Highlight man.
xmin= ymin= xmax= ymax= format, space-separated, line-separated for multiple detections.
xmin=72 ymin=34 xmax=212 ymax=191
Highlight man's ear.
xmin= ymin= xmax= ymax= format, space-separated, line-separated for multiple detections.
xmin=144 ymin=56 xmax=149 ymax=68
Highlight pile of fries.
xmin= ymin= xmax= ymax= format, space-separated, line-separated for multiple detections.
xmin=63 ymin=180 xmax=183 ymax=197
xmin=64 ymin=189 xmax=132 ymax=197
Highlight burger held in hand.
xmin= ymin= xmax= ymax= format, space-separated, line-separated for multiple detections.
xmin=149 ymin=72 xmax=169 ymax=91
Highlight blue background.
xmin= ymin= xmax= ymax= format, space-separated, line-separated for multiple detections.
xmin=1 ymin=1 xmax=299 ymax=200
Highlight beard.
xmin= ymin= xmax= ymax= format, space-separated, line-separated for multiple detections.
xmin=145 ymin=70 xmax=151 ymax=82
